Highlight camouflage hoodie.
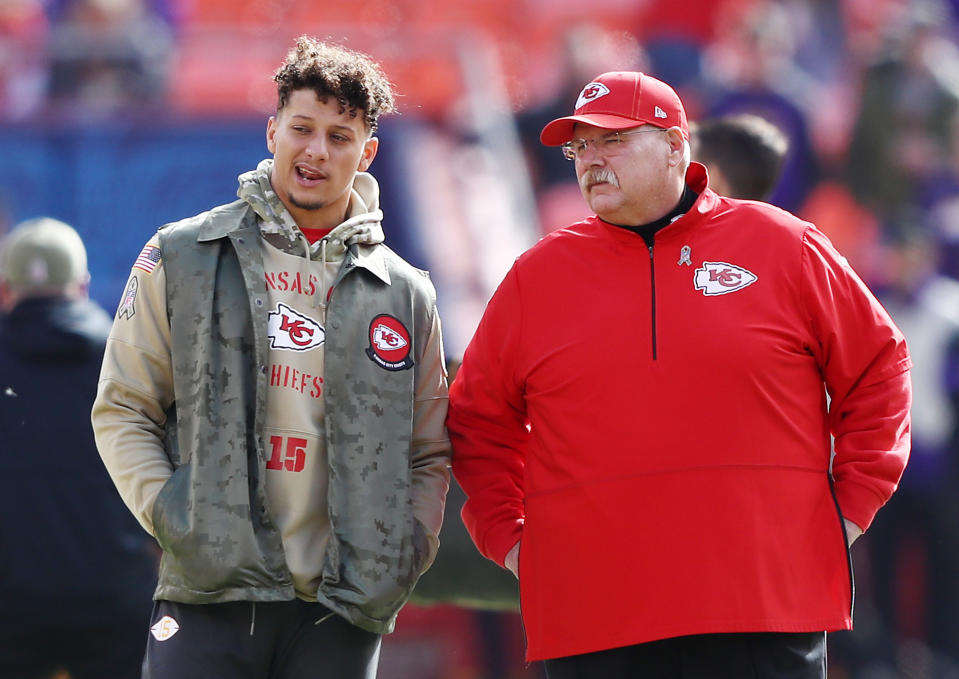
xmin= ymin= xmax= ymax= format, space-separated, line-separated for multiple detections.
xmin=93 ymin=161 xmax=451 ymax=633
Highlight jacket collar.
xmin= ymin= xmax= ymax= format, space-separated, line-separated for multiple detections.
xmin=683 ymin=162 xmax=718 ymax=215
xmin=195 ymin=200 xmax=256 ymax=242
xmin=337 ymin=243 xmax=392 ymax=287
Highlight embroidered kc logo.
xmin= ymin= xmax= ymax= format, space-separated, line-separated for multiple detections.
xmin=693 ymin=262 xmax=758 ymax=296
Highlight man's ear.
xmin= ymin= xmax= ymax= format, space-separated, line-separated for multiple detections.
xmin=266 ymin=116 xmax=278 ymax=155
xmin=357 ymin=136 xmax=379 ymax=172
xmin=73 ymin=272 xmax=91 ymax=301
xmin=666 ymin=125 xmax=688 ymax=167
xmin=665 ymin=127 xmax=686 ymax=160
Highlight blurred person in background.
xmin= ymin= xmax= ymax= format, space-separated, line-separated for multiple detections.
xmin=91 ymin=36 xmax=450 ymax=679
xmin=46 ymin=0 xmax=173 ymax=116
xmin=844 ymin=0 xmax=959 ymax=241
xmin=699 ymin=0 xmax=823 ymax=213
xmin=0 ymin=0 xmax=48 ymax=120
xmin=689 ymin=112 xmax=789 ymax=200
xmin=863 ymin=228 xmax=959 ymax=674
xmin=448 ymin=70 xmax=912 ymax=678
xmin=0 ymin=217 xmax=157 ymax=679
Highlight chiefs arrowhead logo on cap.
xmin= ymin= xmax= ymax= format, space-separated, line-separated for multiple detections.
xmin=694 ymin=262 xmax=758 ymax=296
xmin=575 ymin=82 xmax=611 ymax=111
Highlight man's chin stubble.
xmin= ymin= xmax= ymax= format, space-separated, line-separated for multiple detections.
xmin=289 ymin=195 xmax=326 ymax=211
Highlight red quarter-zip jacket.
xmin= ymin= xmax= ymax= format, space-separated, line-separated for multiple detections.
xmin=447 ymin=164 xmax=912 ymax=662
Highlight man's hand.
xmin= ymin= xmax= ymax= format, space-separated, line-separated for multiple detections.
xmin=504 ymin=541 xmax=520 ymax=579
xmin=844 ymin=518 xmax=863 ymax=545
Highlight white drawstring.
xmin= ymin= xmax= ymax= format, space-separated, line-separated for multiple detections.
xmin=319 ymin=237 xmax=328 ymax=320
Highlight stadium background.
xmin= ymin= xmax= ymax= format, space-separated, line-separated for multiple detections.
xmin=3 ymin=0 xmax=959 ymax=677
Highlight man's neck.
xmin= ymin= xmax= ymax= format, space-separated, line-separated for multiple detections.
xmin=637 ymin=185 xmax=697 ymax=231
xmin=299 ymin=226 xmax=334 ymax=244
xmin=605 ymin=185 xmax=697 ymax=233
xmin=286 ymin=202 xmax=350 ymax=233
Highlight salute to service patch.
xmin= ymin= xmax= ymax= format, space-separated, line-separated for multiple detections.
xmin=366 ymin=314 xmax=413 ymax=371
xmin=117 ymin=275 xmax=138 ymax=319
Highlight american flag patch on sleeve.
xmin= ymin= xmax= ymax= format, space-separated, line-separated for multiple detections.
xmin=133 ymin=244 xmax=162 ymax=274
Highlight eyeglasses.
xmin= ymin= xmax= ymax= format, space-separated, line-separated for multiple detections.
xmin=561 ymin=128 xmax=667 ymax=161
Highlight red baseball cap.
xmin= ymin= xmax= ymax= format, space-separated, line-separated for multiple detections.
xmin=540 ymin=71 xmax=689 ymax=146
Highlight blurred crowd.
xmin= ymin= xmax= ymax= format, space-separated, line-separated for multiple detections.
xmin=0 ymin=0 xmax=173 ymax=119
xmin=3 ymin=0 xmax=959 ymax=678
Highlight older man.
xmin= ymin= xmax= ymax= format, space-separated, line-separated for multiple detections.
xmin=448 ymin=71 xmax=912 ymax=678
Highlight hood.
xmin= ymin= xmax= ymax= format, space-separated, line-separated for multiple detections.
xmin=237 ymin=158 xmax=385 ymax=262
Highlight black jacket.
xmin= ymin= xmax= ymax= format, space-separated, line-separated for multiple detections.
xmin=0 ymin=297 xmax=156 ymax=622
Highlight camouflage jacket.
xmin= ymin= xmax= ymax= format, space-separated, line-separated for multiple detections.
xmin=93 ymin=199 xmax=451 ymax=633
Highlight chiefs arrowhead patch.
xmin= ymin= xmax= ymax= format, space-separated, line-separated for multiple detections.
xmin=366 ymin=314 xmax=414 ymax=371
xmin=693 ymin=261 xmax=758 ymax=296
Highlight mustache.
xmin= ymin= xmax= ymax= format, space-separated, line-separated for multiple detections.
xmin=580 ymin=168 xmax=620 ymax=190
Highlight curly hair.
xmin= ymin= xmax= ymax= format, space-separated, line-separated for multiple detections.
xmin=273 ymin=36 xmax=397 ymax=133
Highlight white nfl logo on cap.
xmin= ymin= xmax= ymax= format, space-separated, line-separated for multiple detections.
xmin=654 ymin=106 xmax=668 ymax=119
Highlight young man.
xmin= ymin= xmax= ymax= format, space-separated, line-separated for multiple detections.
xmin=448 ymin=71 xmax=911 ymax=678
xmin=93 ymin=37 xmax=451 ymax=679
